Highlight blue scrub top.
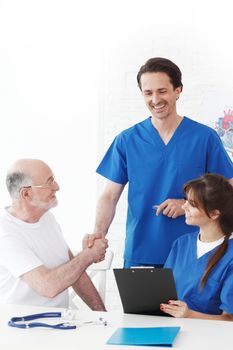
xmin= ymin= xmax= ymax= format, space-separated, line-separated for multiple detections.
xmin=165 ymin=232 xmax=233 ymax=315
xmin=97 ymin=117 xmax=233 ymax=264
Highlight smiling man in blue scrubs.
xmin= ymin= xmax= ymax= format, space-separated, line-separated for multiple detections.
xmin=87 ymin=57 xmax=233 ymax=267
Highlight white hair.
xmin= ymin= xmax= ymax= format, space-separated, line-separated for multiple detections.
xmin=6 ymin=172 xmax=33 ymax=199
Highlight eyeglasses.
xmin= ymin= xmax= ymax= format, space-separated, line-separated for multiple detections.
xmin=23 ymin=176 xmax=56 ymax=189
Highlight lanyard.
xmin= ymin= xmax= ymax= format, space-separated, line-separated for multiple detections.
xmin=8 ymin=312 xmax=76 ymax=330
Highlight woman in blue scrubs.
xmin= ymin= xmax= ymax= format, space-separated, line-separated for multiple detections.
xmin=161 ymin=174 xmax=233 ymax=321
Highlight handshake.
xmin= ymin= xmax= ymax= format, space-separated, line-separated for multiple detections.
xmin=82 ymin=233 xmax=108 ymax=263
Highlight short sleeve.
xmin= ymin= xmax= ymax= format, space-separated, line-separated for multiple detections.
xmin=207 ymin=131 xmax=233 ymax=178
xmin=164 ymin=240 xmax=179 ymax=269
xmin=96 ymin=134 xmax=128 ymax=184
xmin=0 ymin=235 xmax=42 ymax=278
xmin=219 ymin=264 xmax=233 ymax=314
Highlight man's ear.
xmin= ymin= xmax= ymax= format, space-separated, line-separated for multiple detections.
xmin=19 ymin=188 xmax=32 ymax=201
xmin=175 ymin=86 xmax=182 ymax=101
xmin=210 ymin=209 xmax=220 ymax=221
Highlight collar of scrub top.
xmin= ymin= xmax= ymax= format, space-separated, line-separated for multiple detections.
xmin=8 ymin=312 xmax=76 ymax=330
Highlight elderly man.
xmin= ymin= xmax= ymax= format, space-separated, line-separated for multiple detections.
xmin=0 ymin=159 xmax=108 ymax=310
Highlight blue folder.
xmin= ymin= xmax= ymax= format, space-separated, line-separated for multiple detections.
xmin=106 ymin=326 xmax=180 ymax=347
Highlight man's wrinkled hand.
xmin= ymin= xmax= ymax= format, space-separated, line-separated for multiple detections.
xmin=84 ymin=237 xmax=108 ymax=263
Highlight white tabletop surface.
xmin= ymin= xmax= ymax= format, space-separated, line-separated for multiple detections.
xmin=0 ymin=303 xmax=233 ymax=350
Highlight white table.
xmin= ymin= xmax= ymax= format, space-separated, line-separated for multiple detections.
xmin=0 ymin=303 xmax=232 ymax=350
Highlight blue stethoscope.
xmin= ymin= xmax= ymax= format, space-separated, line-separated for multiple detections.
xmin=8 ymin=312 xmax=76 ymax=330
xmin=8 ymin=310 xmax=107 ymax=330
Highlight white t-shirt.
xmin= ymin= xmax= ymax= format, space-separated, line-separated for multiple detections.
xmin=0 ymin=208 xmax=70 ymax=307
xmin=197 ymin=233 xmax=233 ymax=258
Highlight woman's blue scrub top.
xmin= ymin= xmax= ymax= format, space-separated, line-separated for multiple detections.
xmin=165 ymin=232 xmax=233 ymax=315
xmin=96 ymin=117 xmax=233 ymax=264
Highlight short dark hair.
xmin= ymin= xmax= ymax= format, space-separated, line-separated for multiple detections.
xmin=137 ymin=57 xmax=183 ymax=91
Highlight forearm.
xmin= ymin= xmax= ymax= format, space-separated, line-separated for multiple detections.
xmin=72 ymin=272 xmax=106 ymax=311
xmin=162 ymin=300 xmax=233 ymax=321
xmin=93 ymin=195 xmax=118 ymax=237
xmin=92 ymin=180 xmax=125 ymax=237
xmin=46 ymin=251 xmax=93 ymax=297
xmin=22 ymin=250 xmax=94 ymax=298
xmin=188 ymin=310 xmax=233 ymax=321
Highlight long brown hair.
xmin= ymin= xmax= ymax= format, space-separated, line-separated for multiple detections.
xmin=183 ymin=174 xmax=233 ymax=287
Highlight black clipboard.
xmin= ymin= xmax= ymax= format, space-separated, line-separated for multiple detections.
xmin=113 ymin=268 xmax=177 ymax=316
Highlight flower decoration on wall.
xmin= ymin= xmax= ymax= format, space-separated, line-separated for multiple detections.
xmin=215 ymin=109 xmax=233 ymax=158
